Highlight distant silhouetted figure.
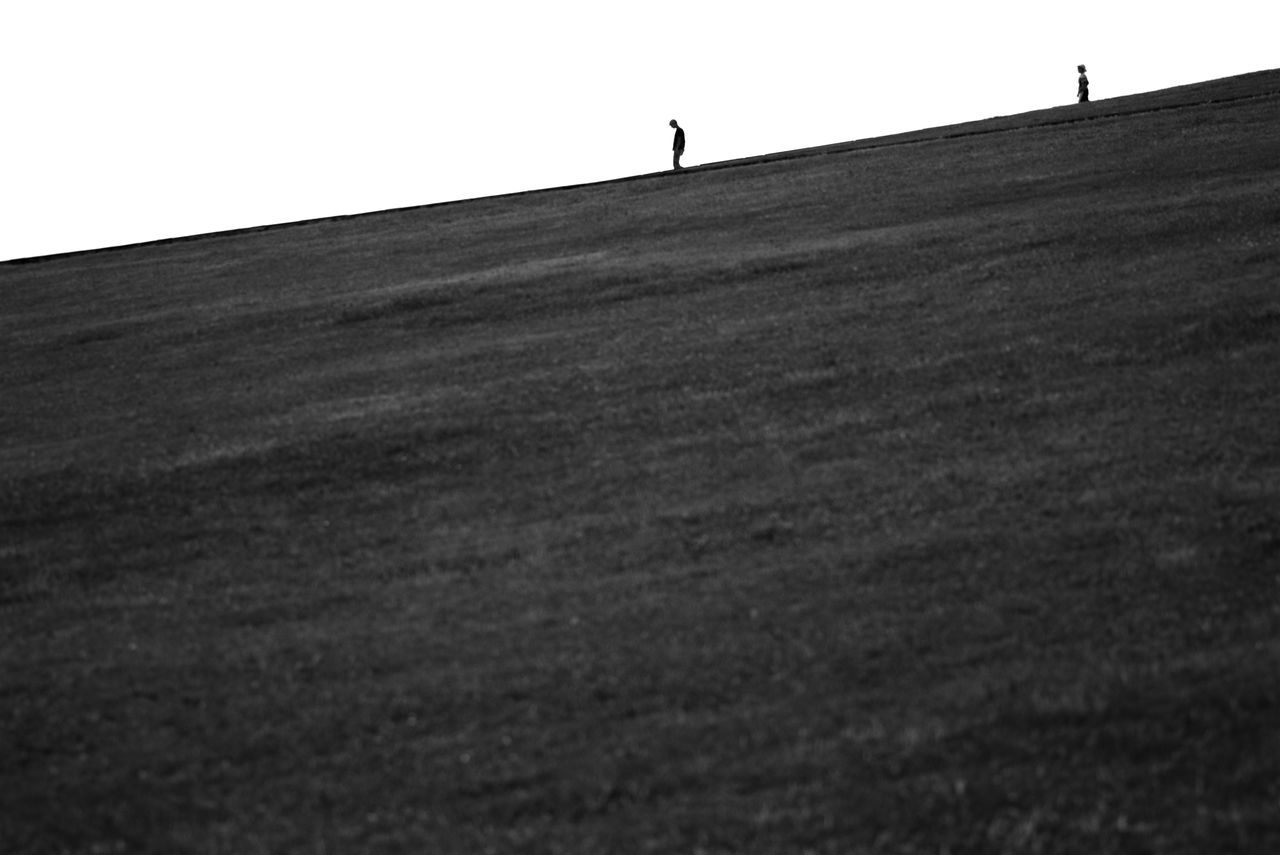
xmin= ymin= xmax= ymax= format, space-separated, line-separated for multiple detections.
xmin=669 ymin=119 xmax=685 ymax=170
xmin=1077 ymin=65 xmax=1089 ymax=103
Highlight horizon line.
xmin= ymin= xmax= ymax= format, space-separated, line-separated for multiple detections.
xmin=5 ymin=68 xmax=1278 ymax=266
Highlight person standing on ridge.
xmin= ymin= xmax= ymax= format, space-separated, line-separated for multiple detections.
xmin=669 ymin=119 xmax=686 ymax=170
xmin=1077 ymin=65 xmax=1089 ymax=103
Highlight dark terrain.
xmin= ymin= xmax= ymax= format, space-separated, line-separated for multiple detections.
xmin=3 ymin=70 xmax=1279 ymax=853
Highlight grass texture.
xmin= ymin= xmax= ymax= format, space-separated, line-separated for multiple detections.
xmin=3 ymin=71 xmax=1279 ymax=853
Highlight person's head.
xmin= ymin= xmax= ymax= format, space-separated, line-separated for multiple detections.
xmin=669 ymin=119 xmax=678 ymax=128
xmin=1078 ymin=64 xmax=1086 ymax=73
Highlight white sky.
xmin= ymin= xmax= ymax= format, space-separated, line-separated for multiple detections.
xmin=2 ymin=1 xmax=1275 ymax=260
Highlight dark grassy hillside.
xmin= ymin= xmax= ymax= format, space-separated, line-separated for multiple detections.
xmin=3 ymin=71 xmax=1279 ymax=854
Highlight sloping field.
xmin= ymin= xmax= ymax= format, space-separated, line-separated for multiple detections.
xmin=3 ymin=71 xmax=1279 ymax=853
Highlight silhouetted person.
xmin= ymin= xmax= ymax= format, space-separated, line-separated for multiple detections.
xmin=670 ymin=119 xmax=685 ymax=170
xmin=1077 ymin=65 xmax=1089 ymax=103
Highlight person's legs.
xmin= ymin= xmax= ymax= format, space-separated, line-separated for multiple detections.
xmin=673 ymin=150 xmax=683 ymax=169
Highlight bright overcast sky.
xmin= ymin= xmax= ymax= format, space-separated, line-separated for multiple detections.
xmin=2 ymin=1 xmax=1275 ymax=260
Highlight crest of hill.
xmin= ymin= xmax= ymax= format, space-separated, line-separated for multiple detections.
xmin=4 ymin=68 xmax=1278 ymax=265
xmin=720 ymin=67 xmax=1280 ymax=166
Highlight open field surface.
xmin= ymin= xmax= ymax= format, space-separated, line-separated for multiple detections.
xmin=3 ymin=72 xmax=1280 ymax=853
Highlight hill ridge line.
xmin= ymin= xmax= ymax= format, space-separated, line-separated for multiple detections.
xmin=709 ymin=84 xmax=1280 ymax=168
xmin=6 ymin=71 xmax=1278 ymax=266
